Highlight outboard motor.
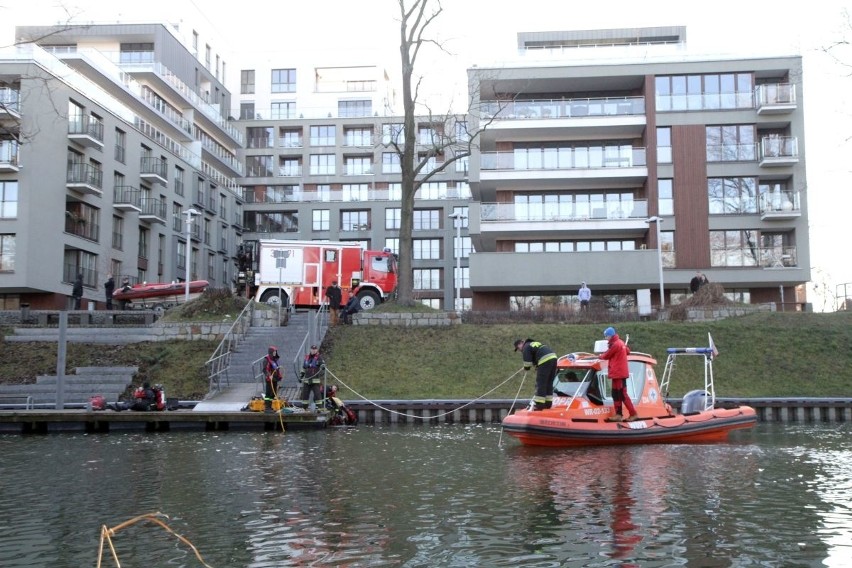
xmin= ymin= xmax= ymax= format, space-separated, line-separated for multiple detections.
xmin=681 ymin=390 xmax=711 ymax=414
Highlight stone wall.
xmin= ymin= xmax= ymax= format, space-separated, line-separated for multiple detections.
xmin=352 ymin=311 xmax=461 ymax=326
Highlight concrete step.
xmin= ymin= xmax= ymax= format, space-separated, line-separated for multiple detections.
xmin=0 ymin=384 xmax=131 ymax=394
xmin=5 ymin=334 xmax=158 ymax=344
xmin=73 ymin=366 xmax=139 ymax=375
xmin=36 ymin=375 xmax=135 ymax=385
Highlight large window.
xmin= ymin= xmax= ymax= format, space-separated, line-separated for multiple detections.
xmin=240 ymin=102 xmax=255 ymax=120
xmin=386 ymin=208 xmax=401 ymax=230
xmin=416 ymin=182 xmax=447 ymax=200
xmin=338 ymin=99 xmax=371 ymax=118
xmin=245 ymin=211 xmax=298 ymax=233
xmin=246 ymin=127 xmax=274 ymax=148
xmin=271 ymin=69 xmax=296 ymax=93
xmin=706 ymin=125 xmax=756 ymax=162
xmin=708 ymin=177 xmax=757 ymax=214
xmin=309 ymin=154 xmax=335 ymax=175
xmin=246 ymin=155 xmax=273 ymax=177
xmin=413 ymin=239 xmax=441 ymax=260
xmin=310 ymin=126 xmax=336 ymax=146
xmin=344 ymin=157 xmax=372 ymax=176
xmin=345 ymin=127 xmax=372 ymax=146
xmin=657 ymin=127 xmax=672 ymax=164
xmin=312 ymin=209 xmax=329 ymax=232
xmin=0 ymin=181 xmax=17 ymax=218
xmin=271 ymin=102 xmax=296 ymax=119
xmin=341 ymin=211 xmax=369 ymax=231
xmin=342 ymin=184 xmax=368 ymax=201
xmin=0 ymin=234 xmax=15 ymax=271
xmin=656 ymin=73 xmax=753 ymax=111
xmin=413 ymin=268 xmax=441 ymax=290
xmin=658 ymin=179 xmax=673 ymax=216
xmin=413 ymin=209 xmax=440 ymax=230
xmin=710 ymin=230 xmax=761 ymax=267
xmin=382 ymin=123 xmax=404 ymax=145
xmin=453 ymin=236 xmax=472 ymax=258
xmin=240 ymin=70 xmax=255 ymax=94
xmin=279 ymin=129 xmax=302 ymax=148
xmin=382 ymin=152 xmax=401 ymax=174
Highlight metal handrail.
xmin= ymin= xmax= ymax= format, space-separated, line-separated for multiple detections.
xmin=204 ymin=300 xmax=255 ymax=393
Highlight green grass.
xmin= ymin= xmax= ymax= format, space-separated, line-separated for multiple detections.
xmin=1 ymin=308 xmax=850 ymax=401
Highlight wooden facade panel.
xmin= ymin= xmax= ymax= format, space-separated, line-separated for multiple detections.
xmin=672 ymin=125 xmax=709 ymax=268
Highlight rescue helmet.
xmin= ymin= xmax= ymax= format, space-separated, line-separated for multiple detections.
xmin=310 ymin=344 xmax=318 ymax=350
xmin=513 ymin=338 xmax=525 ymax=352
xmin=268 ymin=345 xmax=279 ymax=357
xmin=604 ymin=326 xmax=616 ymax=338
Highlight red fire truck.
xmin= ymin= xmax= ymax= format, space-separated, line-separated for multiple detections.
xmin=235 ymin=240 xmax=397 ymax=311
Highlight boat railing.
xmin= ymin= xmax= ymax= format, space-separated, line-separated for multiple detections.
xmin=659 ymin=343 xmax=717 ymax=411
xmin=204 ymin=300 xmax=255 ymax=393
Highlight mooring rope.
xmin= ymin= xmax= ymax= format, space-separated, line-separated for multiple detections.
xmin=97 ymin=512 xmax=213 ymax=568
xmin=498 ymin=369 xmax=528 ymax=447
xmin=324 ymin=366 xmax=527 ymax=420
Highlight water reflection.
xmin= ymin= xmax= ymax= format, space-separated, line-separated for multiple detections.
xmin=0 ymin=424 xmax=849 ymax=567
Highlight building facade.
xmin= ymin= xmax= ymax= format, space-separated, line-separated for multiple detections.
xmin=466 ymin=27 xmax=809 ymax=312
xmin=1 ymin=24 xmax=245 ymax=310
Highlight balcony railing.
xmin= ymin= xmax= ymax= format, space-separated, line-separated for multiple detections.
xmin=242 ymin=184 xmax=471 ymax=203
xmin=139 ymin=197 xmax=167 ymax=223
xmin=759 ymin=191 xmax=801 ymax=219
xmin=63 ymin=263 xmax=98 ymax=289
xmin=706 ymin=143 xmax=757 ymax=162
xmin=481 ymin=200 xmax=649 ymax=222
xmin=343 ymin=164 xmax=374 ymax=176
xmin=711 ymin=246 xmax=798 ymax=268
xmin=0 ymin=88 xmax=21 ymax=115
xmin=759 ymin=136 xmax=799 ymax=164
xmin=114 ymin=185 xmax=142 ymax=210
xmin=481 ymin=96 xmax=645 ymax=120
xmin=755 ymin=83 xmax=796 ymax=112
xmin=140 ymin=156 xmax=167 ymax=182
xmin=64 ymin=216 xmax=100 ymax=242
xmin=481 ymin=147 xmax=647 ymax=171
xmin=68 ymin=115 xmax=105 ymax=147
xmin=66 ymin=163 xmax=104 ymax=194
xmin=0 ymin=140 xmax=19 ymax=171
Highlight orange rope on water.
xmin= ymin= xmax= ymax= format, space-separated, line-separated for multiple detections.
xmin=96 ymin=512 xmax=214 ymax=568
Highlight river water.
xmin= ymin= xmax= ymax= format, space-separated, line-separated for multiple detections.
xmin=0 ymin=423 xmax=850 ymax=567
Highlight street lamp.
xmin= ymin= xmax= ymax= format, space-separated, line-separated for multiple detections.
xmin=184 ymin=208 xmax=200 ymax=303
xmin=448 ymin=212 xmax=467 ymax=312
xmin=645 ymin=216 xmax=665 ymax=310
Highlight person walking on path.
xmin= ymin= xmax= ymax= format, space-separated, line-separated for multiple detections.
xmin=578 ymin=282 xmax=592 ymax=310
xmin=71 ymin=273 xmax=84 ymax=310
xmin=104 ymin=274 xmax=115 ymax=310
xmin=263 ymin=346 xmax=283 ymax=413
xmin=300 ymin=344 xmax=325 ymax=410
xmin=325 ymin=280 xmax=342 ymax=325
xmin=599 ymin=326 xmax=639 ymax=422
xmin=514 ymin=338 xmax=558 ymax=411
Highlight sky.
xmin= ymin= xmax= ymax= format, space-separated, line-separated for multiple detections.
xmin=2 ymin=0 xmax=851 ymax=310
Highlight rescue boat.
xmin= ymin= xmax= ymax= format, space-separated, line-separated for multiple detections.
xmin=501 ymin=334 xmax=756 ymax=447
xmin=112 ymin=280 xmax=209 ymax=302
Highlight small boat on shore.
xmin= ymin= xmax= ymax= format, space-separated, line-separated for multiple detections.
xmin=112 ymin=280 xmax=209 ymax=302
xmin=501 ymin=334 xmax=756 ymax=447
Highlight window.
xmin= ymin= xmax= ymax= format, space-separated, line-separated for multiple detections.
xmin=204 ymin=45 xmax=211 ymax=69
xmin=710 ymin=229 xmax=761 ymax=267
xmin=344 ymin=127 xmax=372 ymax=146
xmin=338 ymin=99 xmax=371 ymax=118
xmin=112 ymin=215 xmax=123 ymax=250
xmin=174 ymin=166 xmax=184 ymax=196
xmin=708 ymin=177 xmax=757 ymax=214
xmin=344 ymin=157 xmax=372 ymax=176
xmin=386 ymin=208 xmax=401 ymax=230
xmin=0 ymin=181 xmax=18 ymax=218
xmin=454 ymin=266 xmax=469 ymax=291
xmin=416 ymin=182 xmax=447 ymax=200
xmin=192 ymin=31 xmax=198 ymax=55
xmin=114 ymin=128 xmax=126 ymax=163
xmin=342 ymin=184 xmax=368 ymax=201
xmin=246 ymin=155 xmax=273 ymax=177
xmin=312 ymin=209 xmax=330 ymax=232
xmin=382 ymin=152 xmax=401 ymax=174
xmin=310 ymin=126 xmax=336 ymax=146
xmin=271 ymin=101 xmax=296 ymax=119
xmin=660 ymin=231 xmax=675 ymax=267
xmin=172 ymin=202 xmax=183 ymax=233
xmin=279 ymin=128 xmax=302 ymax=148
xmin=384 ymin=238 xmax=399 ymax=254
xmin=413 ymin=268 xmax=441 ymax=290
xmin=309 ymin=154 xmax=335 ymax=175
xmin=387 ymin=183 xmax=402 ymax=200
xmin=240 ymin=69 xmax=254 ymax=95
xmin=656 ymin=73 xmax=753 ymax=111
xmin=455 ymin=121 xmax=470 ymax=142
xmin=177 ymin=240 xmax=187 ymax=270
xmin=658 ymin=179 xmax=673 ymax=216
xmin=0 ymin=234 xmax=15 ymax=271
xmin=341 ymin=211 xmax=369 ymax=231
xmin=657 ymin=127 xmax=672 ymax=164
xmin=413 ymin=239 xmax=441 ymax=260
xmin=239 ymin=102 xmax=255 ymax=120
xmin=271 ymin=69 xmax=296 ymax=93
xmin=119 ymin=43 xmax=154 ymax=64
xmin=382 ymin=123 xmax=404 ymax=145
xmin=279 ymin=158 xmax=301 ymax=176
xmin=706 ymin=125 xmax=756 ymax=162
xmin=451 ymin=206 xmax=469 ymax=228
xmin=453 ymin=236 xmax=472 ymax=259
xmin=413 ymin=209 xmax=440 ymax=230
xmin=419 ymin=126 xmax=436 ymax=145
xmin=63 ymin=249 xmax=97 ymax=287
xmin=246 ymin=127 xmax=274 ymax=148
xmin=245 ymin=211 xmax=298 ymax=233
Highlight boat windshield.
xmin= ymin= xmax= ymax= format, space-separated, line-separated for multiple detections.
xmin=553 ymin=368 xmax=595 ymax=397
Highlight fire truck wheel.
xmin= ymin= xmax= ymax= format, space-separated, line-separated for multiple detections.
xmin=261 ymin=289 xmax=283 ymax=307
xmin=357 ymin=290 xmax=380 ymax=311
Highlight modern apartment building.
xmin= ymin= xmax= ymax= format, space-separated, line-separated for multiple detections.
xmin=1 ymin=24 xmax=245 ymax=310
xmin=233 ymin=63 xmax=472 ymax=310
xmin=466 ymin=27 xmax=809 ymax=312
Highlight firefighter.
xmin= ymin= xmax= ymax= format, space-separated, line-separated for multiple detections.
xmin=264 ymin=346 xmax=282 ymax=412
xmin=514 ymin=338 xmax=558 ymax=411
xmin=300 ymin=344 xmax=325 ymax=410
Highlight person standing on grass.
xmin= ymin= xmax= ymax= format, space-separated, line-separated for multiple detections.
xmin=514 ymin=338 xmax=557 ymax=411
xmin=578 ymin=282 xmax=592 ymax=310
xmin=599 ymin=326 xmax=639 ymax=422
xmin=325 ymin=280 xmax=342 ymax=325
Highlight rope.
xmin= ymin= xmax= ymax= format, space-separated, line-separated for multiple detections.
xmin=498 ymin=369 xmax=528 ymax=447
xmin=97 ymin=512 xmax=213 ymax=568
xmin=325 ymin=366 xmax=527 ymax=421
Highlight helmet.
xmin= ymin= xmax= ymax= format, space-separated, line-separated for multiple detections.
xmin=513 ymin=339 xmax=525 ymax=352
xmin=268 ymin=346 xmax=279 ymax=357
xmin=604 ymin=327 xmax=616 ymax=338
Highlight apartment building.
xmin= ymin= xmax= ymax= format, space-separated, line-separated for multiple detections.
xmin=0 ymin=24 xmax=245 ymax=310
xmin=466 ymin=27 xmax=809 ymax=312
xmin=233 ymin=63 xmax=472 ymax=310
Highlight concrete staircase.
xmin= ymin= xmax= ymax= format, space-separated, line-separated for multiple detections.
xmin=0 ymin=366 xmax=138 ymax=407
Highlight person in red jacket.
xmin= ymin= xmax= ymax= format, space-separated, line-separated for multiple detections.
xmin=263 ymin=346 xmax=283 ymax=412
xmin=599 ymin=327 xmax=639 ymax=422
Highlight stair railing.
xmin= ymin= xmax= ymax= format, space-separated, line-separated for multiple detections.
xmin=204 ymin=300 xmax=255 ymax=394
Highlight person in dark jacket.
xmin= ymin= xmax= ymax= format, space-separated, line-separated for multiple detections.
xmin=325 ymin=280 xmax=343 ymax=325
xmin=71 ymin=273 xmax=84 ymax=310
xmin=341 ymin=291 xmax=360 ymax=324
xmin=599 ymin=326 xmax=639 ymax=422
xmin=514 ymin=338 xmax=558 ymax=411
xmin=130 ymin=382 xmax=156 ymax=411
xmin=300 ymin=344 xmax=325 ymax=409
xmin=104 ymin=274 xmax=115 ymax=310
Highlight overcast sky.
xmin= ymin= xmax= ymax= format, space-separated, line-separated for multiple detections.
xmin=2 ymin=0 xmax=851 ymax=308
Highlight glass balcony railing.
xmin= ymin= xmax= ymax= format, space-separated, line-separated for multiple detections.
xmin=706 ymin=143 xmax=757 ymax=162
xmin=755 ymin=83 xmax=796 ymax=108
xmin=759 ymin=191 xmax=800 ymax=215
xmin=759 ymin=136 xmax=798 ymax=161
xmin=711 ymin=246 xmax=798 ymax=268
xmin=481 ymin=96 xmax=645 ymax=120
xmin=241 ymin=184 xmax=471 ymax=204
xmin=481 ymin=147 xmax=647 ymax=171
xmin=0 ymin=88 xmax=20 ymax=113
xmin=0 ymin=140 xmax=19 ymax=166
xmin=480 ymin=200 xmax=649 ymax=222
xmin=64 ymin=216 xmax=99 ymax=242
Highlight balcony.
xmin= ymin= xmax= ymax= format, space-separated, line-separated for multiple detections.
xmin=759 ymin=192 xmax=801 ymax=221
xmin=343 ymin=164 xmax=374 ymax=176
xmin=66 ymin=163 xmax=104 ymax=196
xmin=64 ymin=215 xmax=99 ymax=242
xmin=140 ymin=156 xmax=168 ymax=185
xmin=755 ymin=84 xmax=797 ymax=115
xmin=0 ymin=88 xmax=21 ymax=120
xmin=759 ymin=136 xmax=799 ymax=167
xmin=0 ymin=140 xmax=19 ymax=172
xmin=68 ymin=116 xmax=104 ymax=149
xmin=113 ymin=185 xmax=142 ymax=212
xmin=139 ymin=197 xmax=167 ymax=225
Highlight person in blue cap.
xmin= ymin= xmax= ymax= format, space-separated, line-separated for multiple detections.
xmin=599 ymin=326 xmax=639 ymax=422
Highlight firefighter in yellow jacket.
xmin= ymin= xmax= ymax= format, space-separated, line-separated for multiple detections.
xmin=514 ymin=338 xmax=558 ymax=411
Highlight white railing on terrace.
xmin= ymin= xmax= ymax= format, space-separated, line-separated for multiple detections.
xmin=755 ymin=83 xmax=796 ymax=107
xmin=481 ymin=147 xmax=647 ymax=171
xmin=481 ymin=200 xmax=649 ymax=222
xmin=759 ymin=191 xmax=800 ymax=214
xmin=242 ymin=185 xmax=472 ymax=203
xmin=760 ymin=136 xmax=798 ymax=160
xmin=205 ymin=300 xmax=255 ymax=393
xmin=481 ymin=96 xmax=645 ymax=120
xmin=0 ymin=140 xmax=19 ymax=164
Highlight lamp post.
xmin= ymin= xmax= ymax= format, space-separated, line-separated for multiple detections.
xmin=184 ymin=208 xmax=200 ymax=303
xmin=645 ymin=216 xmax=665 ymax=310
xmin=448 ymin=212 xmax=467 ymax=312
